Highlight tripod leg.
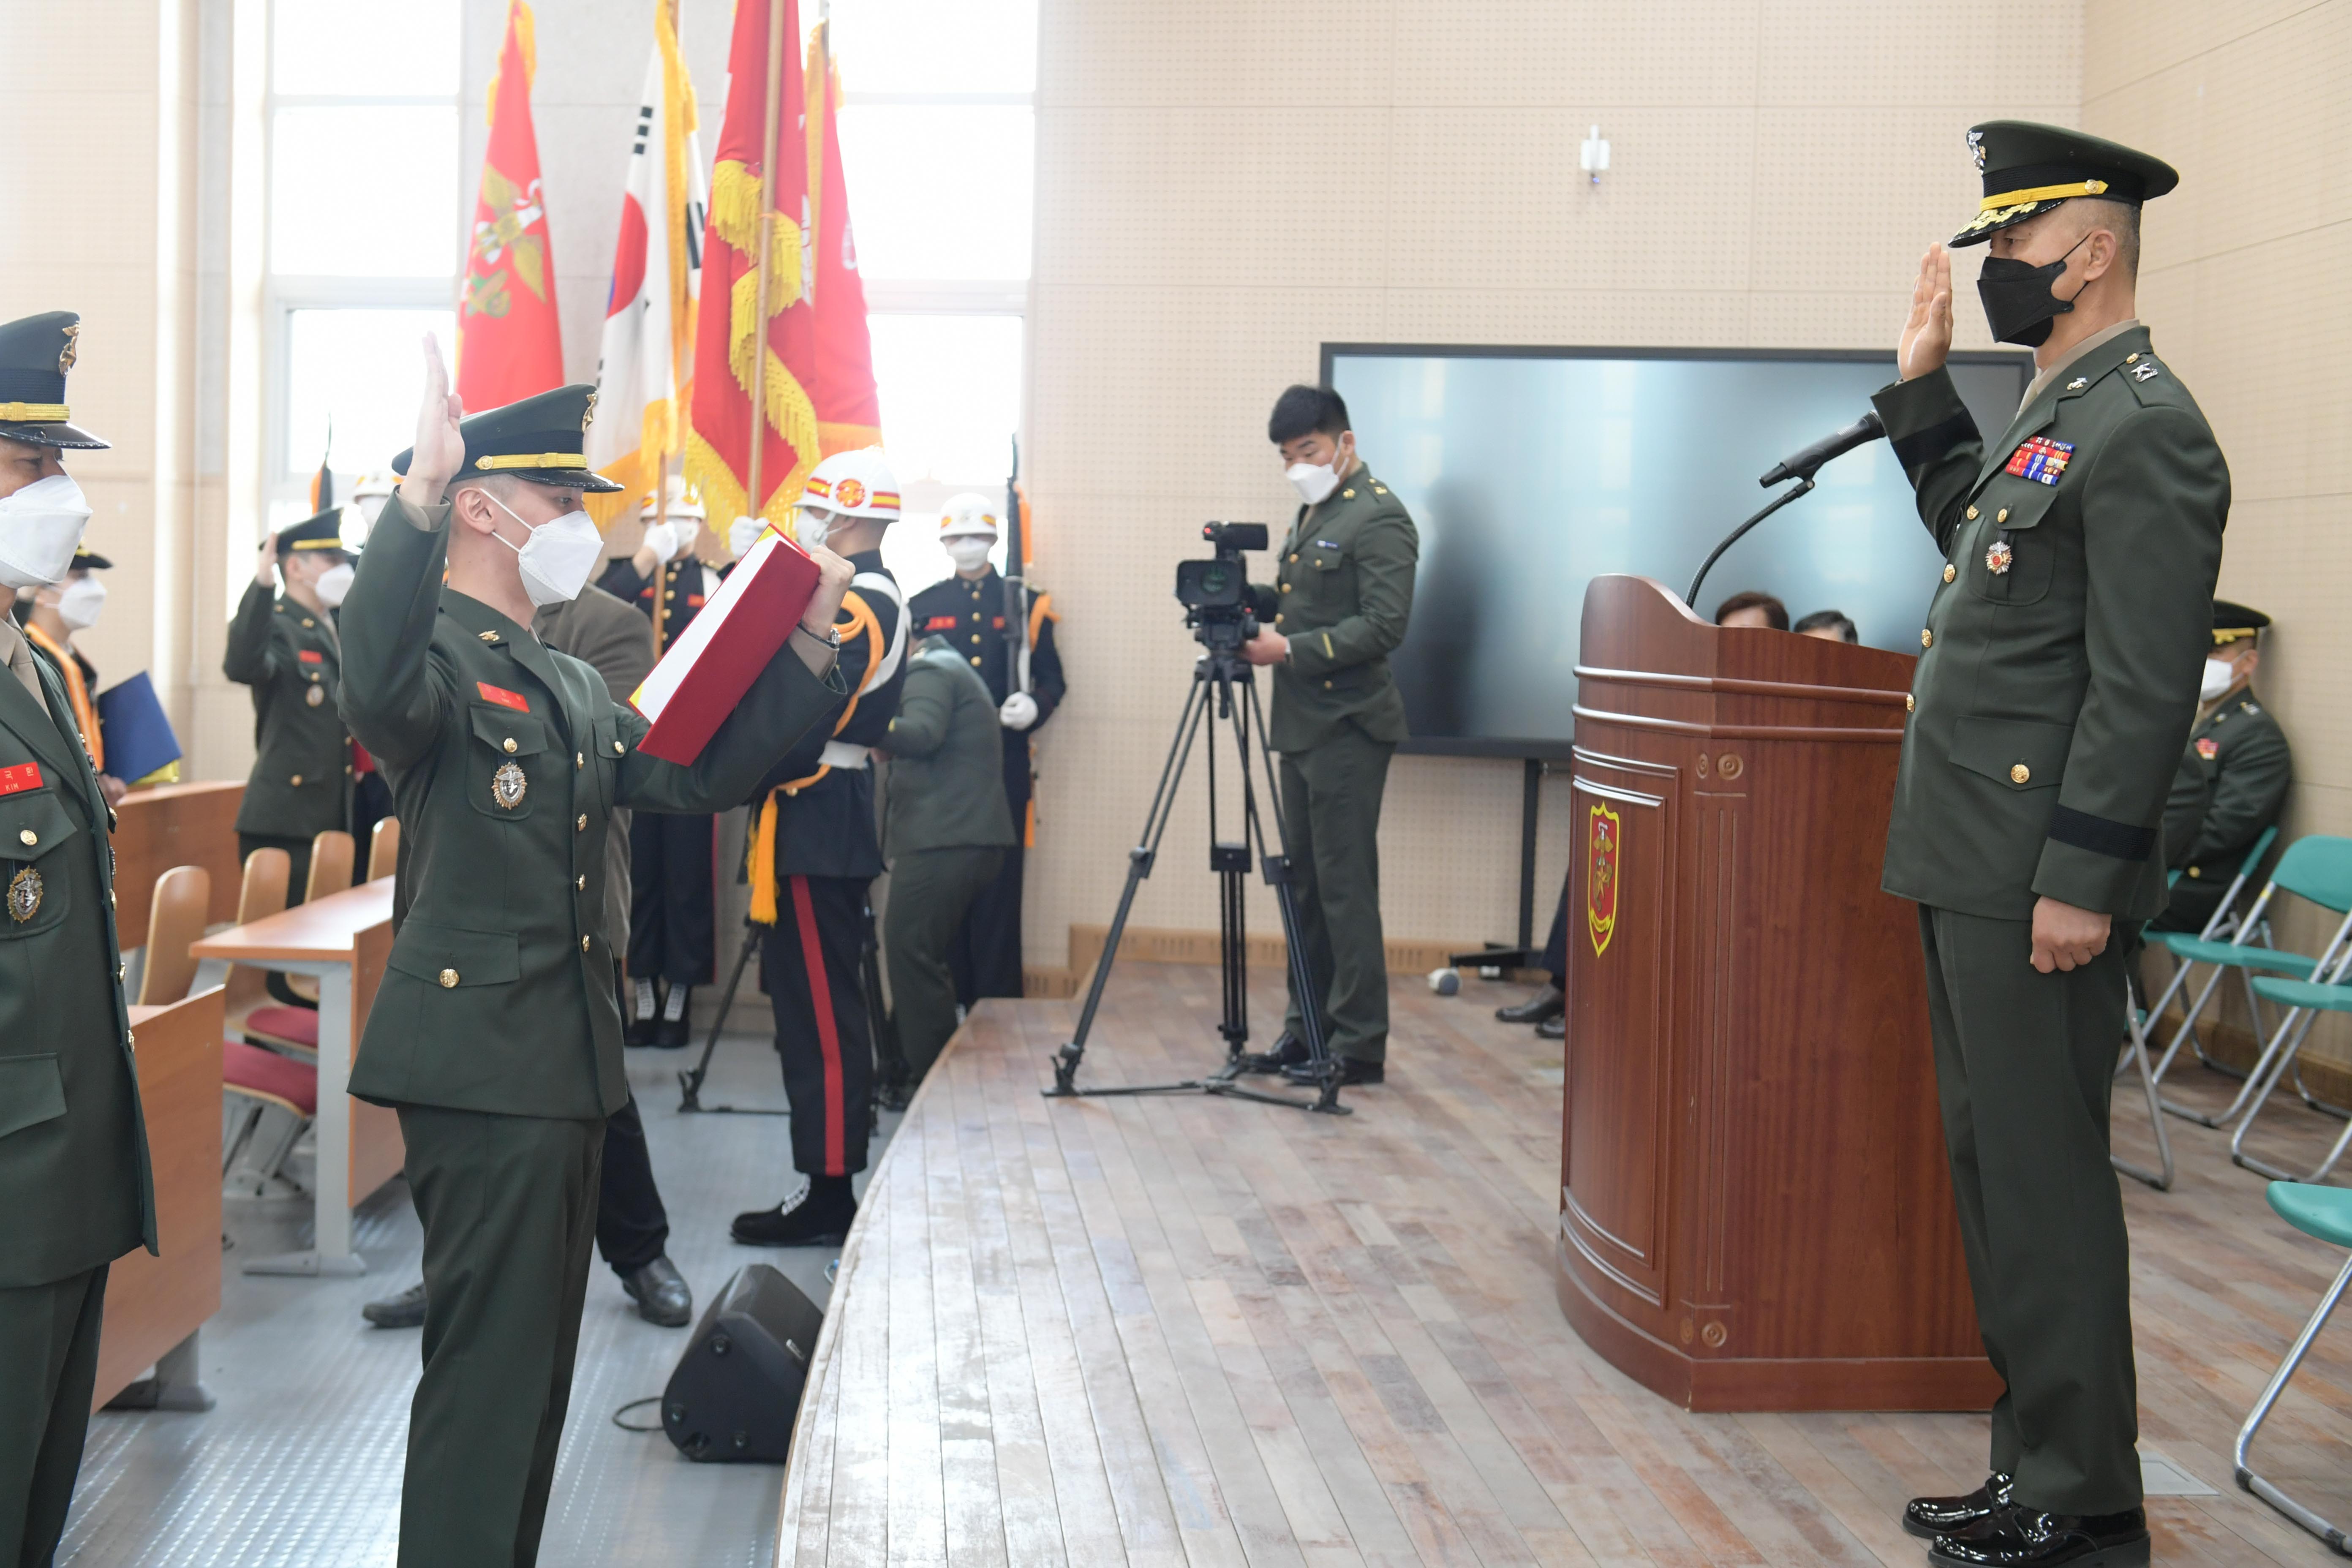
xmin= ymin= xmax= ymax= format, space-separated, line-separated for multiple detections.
xmin=680 ymin=917 xmax=762 ymax=1112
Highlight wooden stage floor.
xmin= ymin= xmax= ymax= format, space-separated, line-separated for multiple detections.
xmin=776 ymin=964 xmax=2352 ymax=1565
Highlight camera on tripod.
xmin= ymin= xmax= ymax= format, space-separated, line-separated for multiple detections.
xmin=1174 ymin=522 xmax=1274 ymax=649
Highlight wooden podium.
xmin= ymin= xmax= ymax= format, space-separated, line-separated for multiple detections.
xmin=1556 ymin=575 xmax=2001 ymax=1412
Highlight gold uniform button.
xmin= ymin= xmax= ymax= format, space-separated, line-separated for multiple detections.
xmin=1323 ymin=680 xmax=1334 ymax=689
xmin=17 ymin=829 xmax=34 ymax=847
xmin=2126 ymin=352 xmax=2140 ymax=364
xmin=972 ymin=612 xmax=981 ymax=621
xmin=581 ymin=935 xmax=591 ymax=952
xmin=576 ymin=874 xmax=586 ymax=890
xmin=290 ymin=773 xmax=303 ymax=786
xmin=971 ymin=634 xmax=981 ymax=644
xmin=1943 ymin=564 xmax=1957 ymax=583
xmin=1920 ymin=630 xmax=1933 ymax=649
xmin=1965 ymin=506 xmax=1979 ymax=520
xmin=438 ymin=969 xmax=459 ymax=988
xmin=1281 ymin=583 xmax=1292 ymax=593
xmin=576 ymin=814 xmax=587 ymax=831
xmin=612 ymin=740 xmax=625 ymax=755
xmin=575 ymin=752 xmax=584 ymax=769
xmin=1342 ymin=488 xmax=1356 ymax=499
xmin=503 ymin=738 xmax=517 ymax=754
xmin=1289 ymin=553 xmax=1299 ymax=563
xmin=2188 ymin=866 xmax=2203 ymax=878
xmin=969 ymin=656 xmax=982 ymax=666
xmin=2009 ymin=763 xmax=2031 ymax=784
xmin=1996 ymin=508 xmax=2009 ymax=523
xmin=302 ymin=617 xmax=315 ymax=628
xmin=1905 ymin=694 xmax=1916 ymax=712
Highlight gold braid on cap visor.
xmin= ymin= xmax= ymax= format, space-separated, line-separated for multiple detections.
xmin=472 ymin=452 xmax=588 ymax=471
xmin=0 ymin=404 xmax=69 ymax=422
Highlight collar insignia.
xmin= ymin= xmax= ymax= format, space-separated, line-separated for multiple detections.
xmin=2066 ymin=376 xmax=2088 ymax=391
xmin=2131 ymin=361 xmax=2161 ymax=381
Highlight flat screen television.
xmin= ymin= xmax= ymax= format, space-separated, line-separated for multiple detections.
xmin=1323 ymin=344 xmax=2034 ymax=757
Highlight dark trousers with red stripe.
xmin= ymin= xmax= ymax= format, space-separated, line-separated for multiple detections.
xmin=760 ymin=874 xmax=874 ymax=1177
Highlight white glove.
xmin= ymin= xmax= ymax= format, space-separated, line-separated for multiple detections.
xmin=728 ymin=515 xmax=765 ymax=560
xmin=999 ymin=691 xmax=1039 ymax=731
xmin=639 ymin=520 xmax=679 ymax=564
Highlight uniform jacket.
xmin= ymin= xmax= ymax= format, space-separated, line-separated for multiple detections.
xmin=907 ymin=567 xmax=1066 ymax=815
xmin=754 ymin=550 xmax=906 ymax=882
xmin=339 ymin=495 xmax=843 ymax=1119
xmin=882 ymin=637 xmax=1015 ymax=858
xmin=2164 ymin=689 xmax=2290 ymax=884
xmin=596 ymin=550 xmax=726 ymax=653
xmin=1872 ymin=325 xmax=2229 ymax=921
xmin=532 ymin=583 xmax=658 ymax=949
xmin=224 ymin=579 xmax=355 ymax=839
xmin=1260 ymin=466 xmax=1418 ymax=752
xmin=0 ymin=640 xmax=152 ymax=1286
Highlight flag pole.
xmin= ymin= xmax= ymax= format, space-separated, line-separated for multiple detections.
xmin=746 ymin=0 xmax=789 ymax=523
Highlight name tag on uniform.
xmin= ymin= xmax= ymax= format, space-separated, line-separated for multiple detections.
xmin=687 ymin=595 xmax=705 ymax=608
xmin=476 ymin=682 xmax=530 ymax=712
xmin=2004 ymin=436 xmax=2074 ymax=485
xmin=924 ymin=615 xmax=957 ymax=632
xmin=0 ymin=762 xmax=42 ymax=796
xmin=298 ymin=650 xmax=324 ymax=664
xmin=1316 ymin=539 xmax=1340 ymax=549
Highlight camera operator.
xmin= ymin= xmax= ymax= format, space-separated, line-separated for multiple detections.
xmin=1237 ymin=385 xmax=1419 ymax=1087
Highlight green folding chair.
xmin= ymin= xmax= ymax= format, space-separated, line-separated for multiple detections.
xmin=2236 ymin=1181 xmax=2352 ymax=1553
xmin=2234 ymin=943 xmax=2352 ymax=1182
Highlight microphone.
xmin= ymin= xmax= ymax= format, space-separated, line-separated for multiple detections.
xmin=1758 ymin=411 xmax=1886 ymax=486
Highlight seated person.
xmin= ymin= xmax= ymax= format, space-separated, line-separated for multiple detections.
xmin=1714 ymin=589 xmax=1787 ymax=630
xmin=1793 ymin=608 xmax=1857 ymax=643
xmin=2152 ymin=600 xmax=2290 ymax=934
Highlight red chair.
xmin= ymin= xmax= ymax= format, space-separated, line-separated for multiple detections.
xmin=221 ymin=1041 xmax=318 ymax=1192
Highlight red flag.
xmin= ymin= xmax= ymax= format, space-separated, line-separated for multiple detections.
xmin=458 ymin=2 xmax=564 ymax=411
xmin=807 ymin=28 xmax=880 ymax=454
xmin=685 ymin=0 xmax=819 ymax=528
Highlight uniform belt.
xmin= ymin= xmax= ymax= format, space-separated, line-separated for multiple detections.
xmin=818 ymin=740 xmax=871 ymax=770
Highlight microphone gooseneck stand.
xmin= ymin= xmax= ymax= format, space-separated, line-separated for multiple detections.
xmin=1685 ymin=476 xmax=1814 ymax=611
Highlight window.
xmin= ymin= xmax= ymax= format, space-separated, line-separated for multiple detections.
xmin=259 ymin=0 xmax=462 ymax=591
xmin=832 ymin=0 xmax=1037 ymax=594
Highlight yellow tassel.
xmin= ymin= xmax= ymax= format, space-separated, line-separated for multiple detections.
xmin=817 ymin=421 xmax=883 ymax=457
xmin=682 ymin=426 xmax=748 ymax=536
xmin=748 ymin=792 xmax=781 ymax=925
xmin=487 ymin=1 xmax=537 ymax=124
xmin=708 ymin=161 xmax=763 ymax=256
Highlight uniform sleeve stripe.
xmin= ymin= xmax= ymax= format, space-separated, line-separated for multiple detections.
xmin=1890 ymin=411 xmax=1979 ymax=472
xmin=2048 ymin=805 xmax=2156 ymax=861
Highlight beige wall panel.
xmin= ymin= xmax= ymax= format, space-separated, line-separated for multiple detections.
xmin=2082 ymin=0 xmax=2324 ymax=100
xmin=1754 ymin=0 xmax=2079 ymax=104
xmin=1039 ymin=0 xmax=1405 ymax=110
xmin=1371 ymin=289 xmax=1754 ymax=347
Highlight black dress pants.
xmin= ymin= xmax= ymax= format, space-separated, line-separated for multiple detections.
xmin=0 ymin=1263 xmax=107 ymax=1568
xmin=594 ymin=1095 xmax=669 ymax=1277
xmin=628 ymin=811 xmax=715 ymax=986
xmin=761 ymin=874 xmax=874 ymax=1178
xmin=1541 ymin=876 xmax=1571 ymax=988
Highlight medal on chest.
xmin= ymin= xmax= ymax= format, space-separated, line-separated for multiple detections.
xmin=6 ymin=865 xmax=41 ymax=923
xmin=1985 ymin=536 xmax=2014 ymax=575
xmin=306 ymin=683 xmax=325 ymax=706
xmin=2004 ymin=435 xmax=2074 ymax=485
xmin=492 ymin=760 xmax=527 ymax=810
xmin=2196 ymin=737 xmax=2220 ymax=760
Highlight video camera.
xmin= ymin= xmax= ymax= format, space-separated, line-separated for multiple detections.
xmin=1174 ymin=522 xmax=1275 ymax=651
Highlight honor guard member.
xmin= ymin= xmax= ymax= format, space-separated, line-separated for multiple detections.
xmin=225 ymin=508 xmax=357 ymax=903
xmin=879 ymin=632 xmax=1017 ymax=1080
xmin=346 ymin=349 xmax=850 ymax=1568
xmin=1237 ymin=385 xmax=1418 ymax=1087
xmin=1876 ymin=123 xmax=2225 ymax=1568
xmin=905 ymin=493 xmax=1066 ymax=1003
xmin=2153 ymin=601 xmax=2289 ymax=936
xmin=18 ymin=543 xmax=127 ymax=804
xmin=597 ymin=477 xmax=723 ymax=1046
xmin=0 ymin=310 xmax=154 ymax=1568
xmin=730 ymin=446 xmax=909 ymax=1249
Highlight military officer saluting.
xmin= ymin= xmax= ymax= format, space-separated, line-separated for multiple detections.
xmin=905 ymin=493 xmax=1066 ymax=1004
xmin=344 ymin=342 xmax=850 ymax=1568
xmin=2154 ymin=601 xmax=2289 ymax=935
xmin=0 ymin=310 xmax=155 ymax=1568
xmin=1875 ymin=124 xmax=2227 ymax=1568
xmin=225 ymin=507 xmax=357 ymax=901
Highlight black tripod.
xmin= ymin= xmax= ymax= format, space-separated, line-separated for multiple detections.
xmin=1045 ymin=637 xmax=1349 ymax=1115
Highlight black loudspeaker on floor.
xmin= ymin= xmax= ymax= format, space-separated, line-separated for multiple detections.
xmin=662 ymin=1263 xmax=826 ymax=1462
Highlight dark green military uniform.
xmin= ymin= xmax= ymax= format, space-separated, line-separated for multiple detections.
xmin=880 ymin=635 xmax=1014 ymax=1078
xmin=2154 ymin=604 xmax=2289 ymax=934
xmin=344 ymin=387 xmax=841 ymax=1567
xmin=1261 ymin=466 xmax=1417 ymax=1066
xmin=1874 ymin=124 xmax=2226 ymax=1523
xmin=226 ymin=508 xmax=355 ymax=902
xmin=0 ymin=311 xmax=154 ymax=1568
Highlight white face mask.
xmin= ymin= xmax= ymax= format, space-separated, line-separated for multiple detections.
xmin=313 ymin=561 xmax=355 ymax=609
xmin=1285 ymin=459 xmax=1340 ymax=505
xmin=485 ymin=491 xmax=603 ymax=607
xmin=0 ymin=474 xmax=93 ymax=590
xmin=794 ymin=506 xmax=834 ymax=552
xmin=2200 ymin=656 xmax=2238 ymax=703
xmin=53 ymin=574 xmax=106 ymax=630
xmin=943 ymin=535 xmax=994 ymax=574
xmin=673 ymin=516 xmax=701 ymax=555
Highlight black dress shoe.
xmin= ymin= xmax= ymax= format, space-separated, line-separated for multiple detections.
xmin=1929 ymin=1505 xmax=2149 ymax=1568
xmin=1535 ymin=1013 xmax=1565 ymax=1041
xmin=1283 ymin=1056 xmax=1384 ymax=1086
xmin=625 ymin=1013 xmax=659 ymax=1048
xmin=652 ymin=1014 xmax=691 ymax=1049
xmin=621 ymin=1255 xmax=694 ymax=1327
xmin=1906 ymin=1473 xmax=2014 ymax=1539
xmin=1496 ymin=984 xmax=1564 ymax=1025
xmin=732 ymin=1178 xmax=858 ymax=1248
xmin=1235 ymin=1032 xmax=1307 ymax=1075
xmin=361 ymin=1280 xmax=428 ymax=1329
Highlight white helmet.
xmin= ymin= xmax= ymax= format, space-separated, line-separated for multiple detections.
xmin=801 ymin=447 xmax=901 ymax=521
xmin=640 ymin=473 xmax=706 ymax=522
xmin=938 ymin=492 xmax=1001 ymax=540
xmin=350 ymin=471 xmax=400 ymax=500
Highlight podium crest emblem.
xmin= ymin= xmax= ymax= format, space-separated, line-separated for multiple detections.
xmin=1587 ymin=802 xmax=1621 ymax=956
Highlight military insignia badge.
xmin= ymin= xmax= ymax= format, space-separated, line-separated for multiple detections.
xmin=306 ymin=684 xmax=326 ymax=707
xmin=492 ymin=760 xmax=527 ymax=810
xmin=2004 ymin=435 xmax=2074 ymax=485
xmin=1967 ymin=128 xmax=1987 ymax=171
xmin=2131 ymin=361 xmax=2161 ymax=381
xmin=1985 ymin=538 xmax=2014 ymax=575
xmin=834 ymin=477 xmax=868 ymax=510
xmin=58 ymin=322 xmax=79 ymax=373
xmin=6 ymin=865 xmax=41 ymax=923
xmin=1586 ymin=802 xmax=1621 ymax=957
xmin=2066 ymin=377 xmax=2089 ymax=391
xmin=582 ymin=387 xmax=598 ymax=427
xmin=2196 ymin=737 xmax=2220 ymax=760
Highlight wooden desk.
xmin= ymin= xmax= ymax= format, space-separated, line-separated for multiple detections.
xmin=193 ymin=879 xmax=399 ymax=1277
xmin=95 ymin=987 xmax=226 ymax=1410
xmin=112 ymin=780 xmax=244 ymax=941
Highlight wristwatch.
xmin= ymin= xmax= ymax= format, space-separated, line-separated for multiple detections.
xmin=794 ymin=621 xmax=841 ymax=650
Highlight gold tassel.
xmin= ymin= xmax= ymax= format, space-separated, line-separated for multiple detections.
xmin=682 ymin=426 xmax=748 ymax=537
xmin=748 ymin=792 xmax=782 ymax=924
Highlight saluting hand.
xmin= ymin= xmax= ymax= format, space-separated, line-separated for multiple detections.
xmin=1898 ymin=244 xmax=1954 ymax=381
xmin=399 ymin=335 xmax=466 ymax=507
xmin=255 ymin=535 xmax=278 ymax=588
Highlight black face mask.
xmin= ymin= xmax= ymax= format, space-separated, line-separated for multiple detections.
xmin=1976 ymin=231 xmax=2094 ymax=347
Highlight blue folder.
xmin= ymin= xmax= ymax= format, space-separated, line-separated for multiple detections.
xmin=96 ymin=671 xmax=182 ymax=784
